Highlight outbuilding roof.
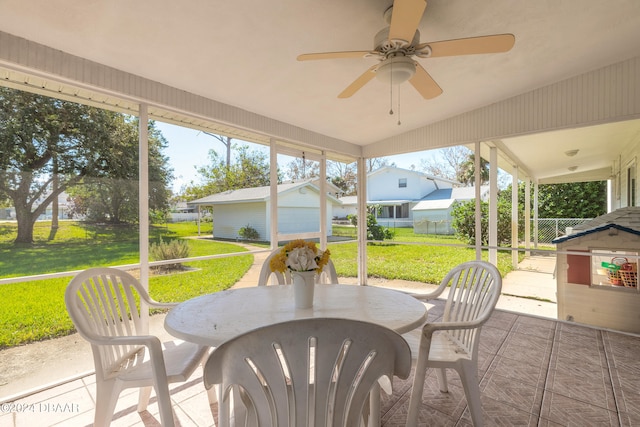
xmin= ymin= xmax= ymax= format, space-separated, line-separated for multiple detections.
xmin=187 ymin=181 xmax=341 ymax=206
xmin=552 ymin=207 xmax=640 ymax=243
xmin=412 ymin=186 xmax=490 ymax=211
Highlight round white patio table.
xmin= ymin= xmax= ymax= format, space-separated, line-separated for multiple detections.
xmin=165 ymin=284 xmax=427 ymax=427
xmin=165 ymin=284 xmax=427 ymax=347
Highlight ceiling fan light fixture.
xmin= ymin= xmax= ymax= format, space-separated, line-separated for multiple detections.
xmin=376 ymin=56 xmax=416 ymax=85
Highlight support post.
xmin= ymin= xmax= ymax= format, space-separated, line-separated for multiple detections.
xmin=534 ymin=181 xmax=539 ymax=249
xmin=511 ymin=165 xmax=519 ymax=269
xmin=474 ymin=142 xmax=482 ymax=260
xmin=489 ymin=146 xmax=498 ymax=265
xmin=319 ymin=151 xmax=327 ymax=249
xmin=357 ymin=157 xmax=367 ymax=285
xmin=269 ymin=139 xmax=278 ymax=250
xmin=138 ymin=104 xmax=150 ymax=332
xmin=525 ymin=179 xmax=531 ymax=256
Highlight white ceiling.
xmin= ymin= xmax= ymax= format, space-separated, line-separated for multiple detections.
xmin=1 ymin=0 xmax=640 ymax=182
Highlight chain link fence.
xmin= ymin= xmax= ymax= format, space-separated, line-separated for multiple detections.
xmin=536 ymin=218 xmax=592 ymax=243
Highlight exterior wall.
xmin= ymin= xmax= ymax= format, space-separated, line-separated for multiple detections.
xmin=611 ymin=135 xmax=640 ymax=210
xmin=213 ymin=202 xmax=266 ymax=240
xmin=556 ymin=231 xmax=640 ymax=333
xmin=275 ymin=189 xmax=334 ymax=238
xmin=333 ymin=203 xmax=356 ymax=219
xmin=368 ymin=169 xmax=433 ymax=201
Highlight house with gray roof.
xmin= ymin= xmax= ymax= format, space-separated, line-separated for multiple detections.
xmin=187 ymin=181 xmax=341 ymax=241
xmin=336 ymin=167 xmax=488 ymax=234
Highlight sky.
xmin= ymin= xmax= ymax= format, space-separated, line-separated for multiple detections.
xmin=156 ymin=121 xmax=442 ymax=193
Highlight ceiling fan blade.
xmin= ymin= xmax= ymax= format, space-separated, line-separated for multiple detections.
xmin=297 ymin=51 xmax=374 ymax=61
xmin=388 ymin=0 xmax=427 ymax=44
xmin=417 ymin=34 xmax=515 ymax=57
xmin=409 ymin=64 xmax=443 ymax=99
xmin=338 ymin=65 xmax=378 ymax=98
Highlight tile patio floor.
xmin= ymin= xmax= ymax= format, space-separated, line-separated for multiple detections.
xmin=2 ymin=298 xmax=640 ymax=427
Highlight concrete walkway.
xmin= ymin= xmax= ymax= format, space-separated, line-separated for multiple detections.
xmin=0 ymin=249 xmax=558 ymax=401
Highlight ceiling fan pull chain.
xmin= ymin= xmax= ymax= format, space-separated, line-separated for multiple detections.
xmin=389 ymin=59 xmax=394 ymax=115
xmin=397 ymin=86 xmax=401 ymax=126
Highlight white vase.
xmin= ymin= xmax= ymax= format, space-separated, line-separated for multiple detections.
xmin=292 ymin=270 xmax=316 ymax=309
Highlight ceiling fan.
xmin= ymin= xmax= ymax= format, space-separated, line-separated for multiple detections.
xmin=297 ymin=0 xmax=515 ymax=99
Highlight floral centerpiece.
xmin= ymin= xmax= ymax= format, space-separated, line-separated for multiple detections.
xmin=269 ymin=239 xmax=331 ymax=274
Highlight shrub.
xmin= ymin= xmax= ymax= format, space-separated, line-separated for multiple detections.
xmin=238 ymin=224 xmax=260 ymax=240
xmin=451 ymin=199 xmax=511 ymax=245
xmin=345 ymin=210 xmax=393 ymax=241
xmin=150 ymin=238 xmax=191 ymax=271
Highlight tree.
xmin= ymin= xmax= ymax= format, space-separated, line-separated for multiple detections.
xmin=367 ymin=157 xmax=395 ymax=173
xmin=458 ymin=153 xmax=490 ymax=186
xmin=0 ymin=87 xmax=169 ymax=243
xmin=328 ymin=161 xmax=357 ymax=196
xmin=286 ymin=157 xmax=319 ymax=181
xmin=66 ymin=120 xmax=173 ymax=224
xmin=420 ymin=146 xmax=471 ymax=181
xmin=183 ymin=143 xmax=277 ymax=199
xmin=537 ymin=181 xmax=606 ymax=218
xmin=203 ymin=132 xmax=232 ymax=167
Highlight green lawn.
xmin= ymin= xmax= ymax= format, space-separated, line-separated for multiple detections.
xmin=0 ymin=221 xmax=520 ymax=349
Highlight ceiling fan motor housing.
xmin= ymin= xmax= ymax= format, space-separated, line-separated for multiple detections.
xmin=374 ymin=27 xmax=420 ymax=53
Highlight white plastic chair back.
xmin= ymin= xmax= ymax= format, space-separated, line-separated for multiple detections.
xmin=203 ymin=318 xmax=411 ymax=427
xmin=257 ymin=250 xmax=291 ymax=285
xmin=440 ymin=261 xmax=501 ymax=357
xmin=406 ymin=260 xmax=502 ymax=427
xmin=66 ymin=268 xmax=148 ymax=377
xmin=257 ymin=249 xmax=338 ymax=285
xmin=65 ymin=267 xmax=211 ymax=427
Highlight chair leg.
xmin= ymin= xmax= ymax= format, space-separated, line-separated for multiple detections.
xmin=406 ymin=344 xmax=431 ymax=427
xmin=458 ymin=362 xmax=483 ymax=427
xmin=93 ymin=379 xmax=121 ymax=427
xmin=436 ymin=368 xmax=449 ymax=393
xmin=137 ymin=386 xmax=152 ymax=412
xmin=154 ymin=383 xmax=176 ymax=427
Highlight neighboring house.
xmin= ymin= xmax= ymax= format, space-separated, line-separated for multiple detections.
xmin=187 ymin=181 xmax=341 ymax=241
xmin=0 ymin=192 xmax=72 ymax=221
xmin=168 ymin=201 xmax=200 ymax=223
xmin=367 ymin=166 xmax=457 ymax=228
xmin=413 ymin=186 xmax=490 ymax=234
xmin=333 ymin=196 xmax=357 ymax=220
xmin=336 ymin=166 xmax=485 ymax=234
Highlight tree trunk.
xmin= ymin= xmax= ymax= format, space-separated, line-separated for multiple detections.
xmin=14 ymin=206 xmax=36 ymax=244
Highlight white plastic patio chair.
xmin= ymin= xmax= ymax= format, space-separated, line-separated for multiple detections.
xmin=257 ymin=249 xmax=338 ymax=285
xmin=405 ymin=260 xmax=502 ymax=427
xmin=65 ymin=267 xmax=213 ymax=427
xmin=203 ymin=317 xmax=412 ymax=427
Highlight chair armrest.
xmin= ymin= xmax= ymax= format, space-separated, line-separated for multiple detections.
xmin=147 ymin=300 xmax=178 ymax=310
xmin=406 ymin=284 xmax=448 ymax=302
xmin=137 ymin=291 xmax=179 ymax=310
xmin=88 ymin=333 xmax=164 ymax=349
xmin=421 ymin=319 xmax=484 ymax=336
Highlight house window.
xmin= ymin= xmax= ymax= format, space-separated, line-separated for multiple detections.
xmin=592 ymin=249 xmax=638 ymax=289
xmin=395 ymin=203 xmax=409 ymax=218
xmin=379 ymin=206 xmax=394 ymax=218
xmin=398 ymin=178 xmax=407 ymax=188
